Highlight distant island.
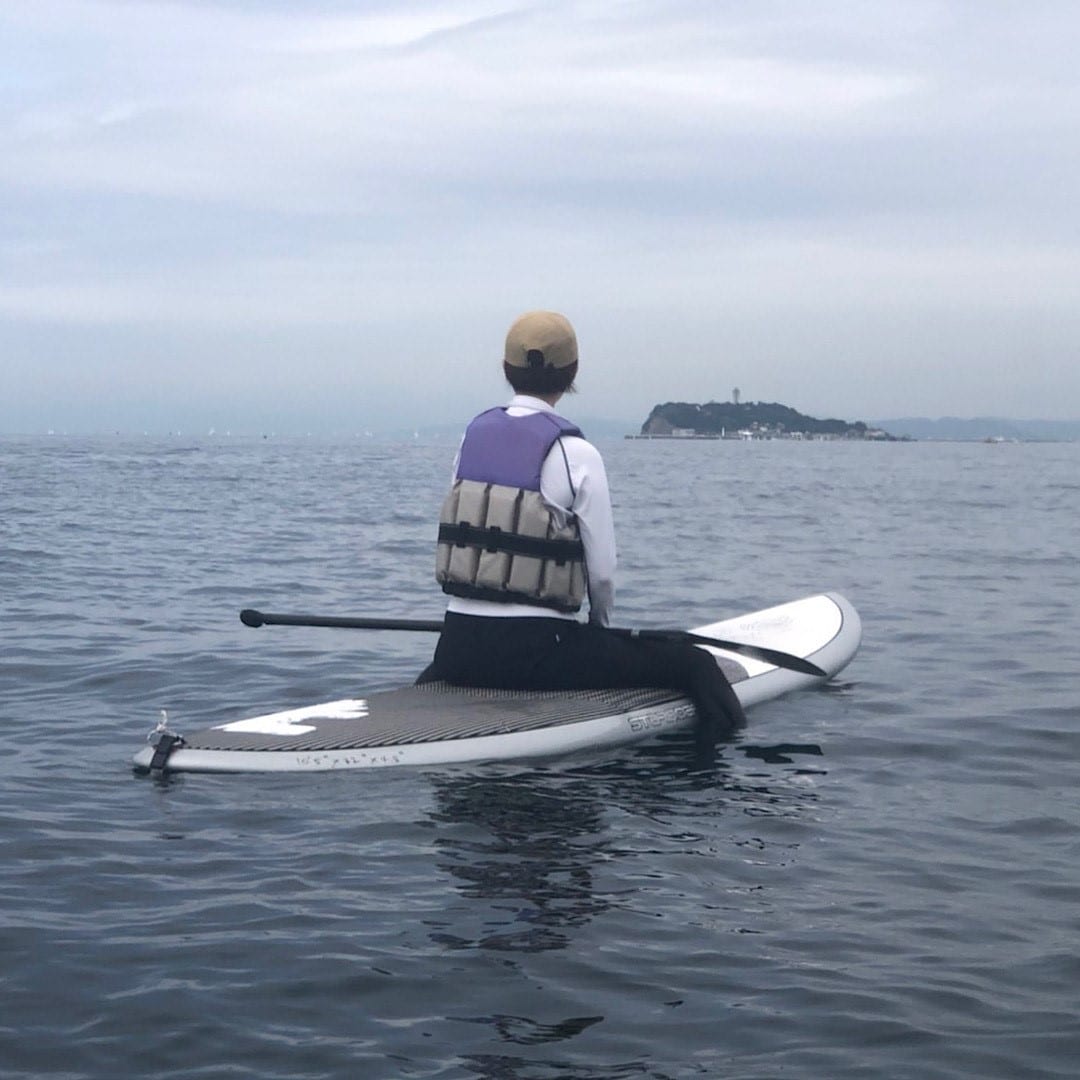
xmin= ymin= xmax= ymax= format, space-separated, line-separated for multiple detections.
xmin=633 ymin=401 xmax=896 ymax=441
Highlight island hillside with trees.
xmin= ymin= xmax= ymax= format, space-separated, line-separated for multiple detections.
xmin=636 ymin=400 xmax=895 ymax=440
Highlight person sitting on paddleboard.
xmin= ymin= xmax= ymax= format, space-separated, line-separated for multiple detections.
xmin=419 ymin=310 xmax=746 ymax=744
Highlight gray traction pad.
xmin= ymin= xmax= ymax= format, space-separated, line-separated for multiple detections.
xmin=179 ymin=665 xmax=745 ymax=752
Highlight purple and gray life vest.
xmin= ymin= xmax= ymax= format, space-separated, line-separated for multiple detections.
xmin=436 ymin=407 xmax=587 ymax=612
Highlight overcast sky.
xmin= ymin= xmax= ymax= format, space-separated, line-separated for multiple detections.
xmin=3 ymin=0 xmax=1079 ymax=433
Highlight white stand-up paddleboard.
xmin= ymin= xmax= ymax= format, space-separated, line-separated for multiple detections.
xmin=132 ymin=592 xmax=861 ymax=774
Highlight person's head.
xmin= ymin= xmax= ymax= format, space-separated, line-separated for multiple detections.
xmin=502 ymin=310 xmax=578 ymax=397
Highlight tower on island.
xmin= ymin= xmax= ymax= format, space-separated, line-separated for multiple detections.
xmin=732 ymin=387 xmax=741 ymax=405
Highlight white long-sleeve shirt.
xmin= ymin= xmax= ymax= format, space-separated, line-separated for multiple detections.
xmin=445 ymin=395 xmax=617 ymax=626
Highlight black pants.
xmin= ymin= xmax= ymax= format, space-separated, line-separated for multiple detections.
xmin=419 ymin=613 xmax=746 ymax=741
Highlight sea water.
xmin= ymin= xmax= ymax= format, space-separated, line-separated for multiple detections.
xmin=1 ymin=434 xmax=1078 ymax=1079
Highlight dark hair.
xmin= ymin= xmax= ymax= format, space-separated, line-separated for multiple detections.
xmin=503 ymin=360 xmax=578 ymax=396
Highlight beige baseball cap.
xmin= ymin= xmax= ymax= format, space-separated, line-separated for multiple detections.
xmin=504 ymin=311 xmax=578 ymax=370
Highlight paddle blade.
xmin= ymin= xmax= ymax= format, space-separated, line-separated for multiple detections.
xmin=681 ymin=632 xmax=826 ymax=677
xmin=620 ymin=628 xmax=826 ymax=677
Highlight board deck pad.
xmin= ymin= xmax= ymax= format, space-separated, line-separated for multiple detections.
xmin=176 ymin=664 xmax=746 ymax=753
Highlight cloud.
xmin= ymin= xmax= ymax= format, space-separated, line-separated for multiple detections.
xmin=2 ymin=1 xmax=931 ymax=208
xmin=2 ymin=0 xmax=1079 ymax=429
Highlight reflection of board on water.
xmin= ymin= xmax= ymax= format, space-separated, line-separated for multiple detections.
xmin=426 ymin=738 xmax=833 ymax=956
xmin=132 ymin=593 xmax=861 ymax=774
xmin=429 ymin=774 xmax=610 ymax=954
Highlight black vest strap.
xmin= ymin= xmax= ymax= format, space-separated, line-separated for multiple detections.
xmin=440 ymin=580 xmax=582 ymax=613
xmin=438 ymin=522 xmax=585 ymax=566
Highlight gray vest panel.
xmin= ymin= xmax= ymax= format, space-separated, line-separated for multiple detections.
xmin=436 ymin=479 xmax=586 ymax=612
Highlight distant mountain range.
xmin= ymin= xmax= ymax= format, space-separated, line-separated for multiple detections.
xmin=873 ymin=417 xmax=1080 ymax=441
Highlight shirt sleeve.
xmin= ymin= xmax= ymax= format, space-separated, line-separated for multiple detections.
xmin=544 ymin=436 xmax=617 ymax=626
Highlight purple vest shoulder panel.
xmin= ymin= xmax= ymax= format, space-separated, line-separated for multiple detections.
xmin=456 ymin=407 xmax=583 ymax=491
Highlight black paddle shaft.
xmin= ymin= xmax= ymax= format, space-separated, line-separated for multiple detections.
xmin=238 ymin=609 xmax=826 ymax=677
xmin=240 ymin=609 xmax=443 ymax=632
